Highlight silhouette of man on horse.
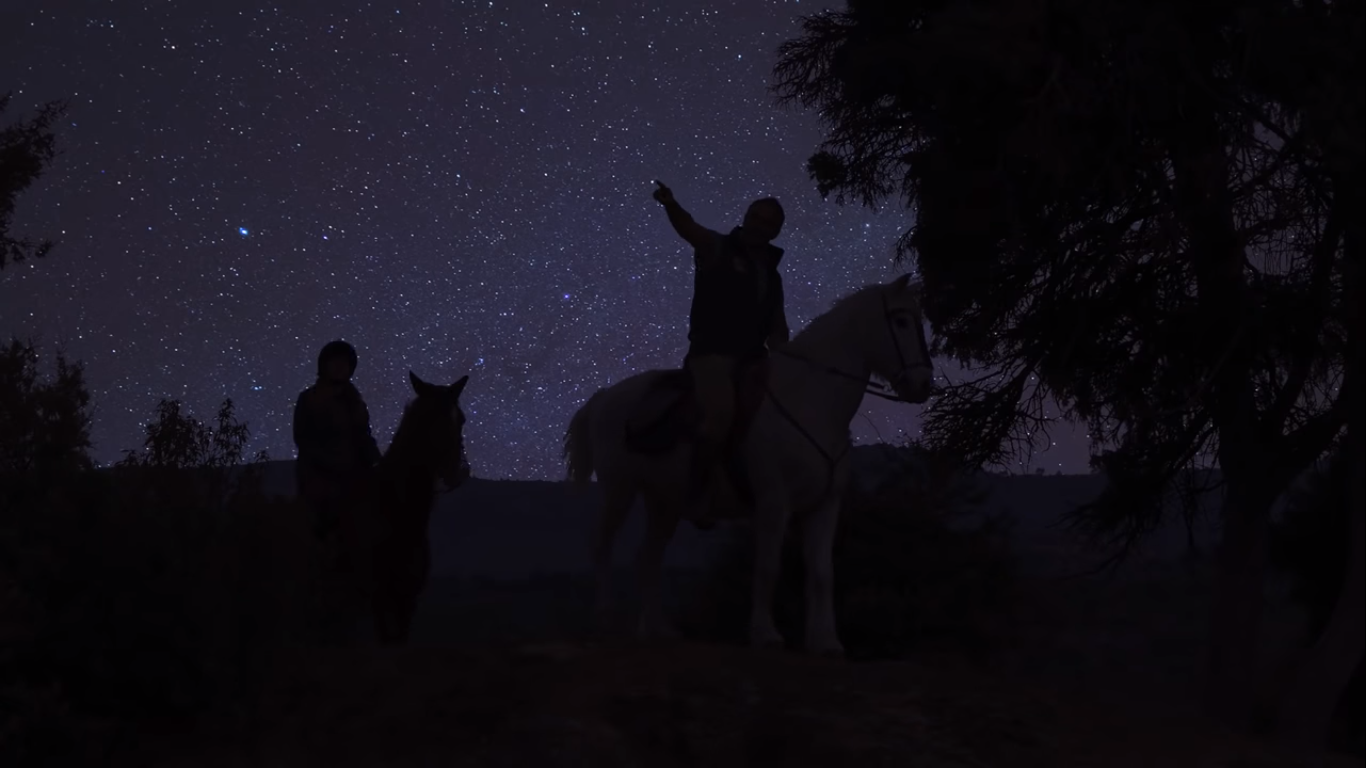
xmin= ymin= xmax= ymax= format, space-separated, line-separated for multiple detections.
xmin=650 ymin=180 xmax=790 ymax=527
xmin=293 ymin=340 xmax=383 ymax=542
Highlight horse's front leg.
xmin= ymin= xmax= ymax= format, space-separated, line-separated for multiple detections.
xmin=635 ymin=494 xmax=681 ymax=639
xmin=802 ymin=494 xmax=844 ymax=657
xmin=749 ymin=496 xmax=791 ymax=649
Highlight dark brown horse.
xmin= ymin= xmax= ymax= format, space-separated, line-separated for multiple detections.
xmin=365 ymin=370 xmax=471 ymax=645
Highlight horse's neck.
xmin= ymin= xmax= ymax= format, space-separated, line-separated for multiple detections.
xmin=770 ymin=316 xmax=870 ymax=448
xmin=375 ymin=446 xmax=438 ymax=517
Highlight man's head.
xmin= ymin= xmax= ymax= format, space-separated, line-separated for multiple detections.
xmin=741 ymin=197 xmax=784 ymax=246
xmin=317 ymin=340 xmax=358 ymax=383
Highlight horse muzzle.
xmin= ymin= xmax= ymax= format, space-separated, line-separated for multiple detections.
xmin=892 ymin=366 xmax=935 ymax=404
xmin=441 ymin=457 xmax=471 ymax=490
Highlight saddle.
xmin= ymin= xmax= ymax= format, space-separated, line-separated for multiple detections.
xmin=624 ymin=358 xmax=770 ymax=510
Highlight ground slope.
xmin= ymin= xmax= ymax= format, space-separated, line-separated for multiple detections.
xmin=157 ymin=641 xmax=1356 ymax=768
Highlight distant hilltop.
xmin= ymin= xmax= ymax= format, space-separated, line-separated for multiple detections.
xmin=242 ymin=443 xmax=1097 ymax=491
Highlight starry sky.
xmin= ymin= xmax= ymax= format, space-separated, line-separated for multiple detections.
xmin=1 ymin=0 xmax=1089 ymax=478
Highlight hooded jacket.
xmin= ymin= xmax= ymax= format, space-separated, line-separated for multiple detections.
xmin=292 ymin=341 xmax=381 ymax=483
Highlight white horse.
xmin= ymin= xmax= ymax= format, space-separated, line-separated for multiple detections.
xmin=562 ymin=274 xmax=934 ymax=656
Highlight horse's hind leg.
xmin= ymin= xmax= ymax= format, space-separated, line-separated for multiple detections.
xmin=592 ymin=476 xmax=636 ymax=625
xmin=636 ymin=491 xmax=681 ymax=640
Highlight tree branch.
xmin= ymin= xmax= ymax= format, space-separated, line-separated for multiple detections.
xmin=1263 ymin=194 xmax=1344 ymax=435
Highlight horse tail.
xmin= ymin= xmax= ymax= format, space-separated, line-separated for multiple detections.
xmin=564 ymin=390 xmax=602 ymax=485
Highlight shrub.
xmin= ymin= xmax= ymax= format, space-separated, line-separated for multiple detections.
xmin=680 ymin=443 xmax=1017 ymax=660
xmin=0 ymin=341 xmax=113 ymax=766
xmin=1 ymin=349 xmax=311 ymax=766
xmin=0 ymin=339 xmax=92 ymax=512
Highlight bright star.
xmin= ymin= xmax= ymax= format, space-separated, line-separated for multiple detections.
xmin=238 ymin=227 xmax=249 ymax=236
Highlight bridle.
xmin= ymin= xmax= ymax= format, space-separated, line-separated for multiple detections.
xmin=877 ymin=291 xmax=935 ymax=401
xmin=763 ymin=291 xmax=935 ymax=500
xmin=436 ymin=409 xmax=470 ymax=494
xmin=436 ymin=442 xmax=468 ymax=495
xmin=773 ymin=292 xmax=934 ymax=404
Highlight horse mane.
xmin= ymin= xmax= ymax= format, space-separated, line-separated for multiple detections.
xmin=789 ymin=282 xmax=889 ymax=346
xmin=385 ymin=395 xmax=443 ymax=463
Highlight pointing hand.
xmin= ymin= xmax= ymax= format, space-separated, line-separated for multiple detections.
xmin=652 ymin=180 xmax=675 ymax=205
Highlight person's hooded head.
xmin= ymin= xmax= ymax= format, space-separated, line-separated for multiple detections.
xmin=317 ymin=340 xmax=359 ymax=383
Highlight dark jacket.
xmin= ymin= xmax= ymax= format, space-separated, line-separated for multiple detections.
xmin=687 ymin=228 xmax=785 ymax=358
xmin=292 ymin=379 xmax=382 ymax=488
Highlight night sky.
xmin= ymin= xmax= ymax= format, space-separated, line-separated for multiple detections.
xmin=2 ymin=1 xmax=1089 ymax=478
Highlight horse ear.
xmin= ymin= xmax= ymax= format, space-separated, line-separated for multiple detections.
xmin=891 ymin=273 xmax=913 ymax=291
xmin=451 ymin=375 xmax=469 ymax=397
xmin=409 ymin=370 xmax=429 ymax=395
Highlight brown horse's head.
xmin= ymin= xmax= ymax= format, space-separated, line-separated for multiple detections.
xmin=393 ymin=371 xmax=471 ymax=490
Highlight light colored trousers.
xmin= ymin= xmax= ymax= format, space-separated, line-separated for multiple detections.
xmin=687 ymin=354 xmax=740 ymax=444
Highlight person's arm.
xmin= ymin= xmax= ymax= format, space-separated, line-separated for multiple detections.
xmin=663 ymin=201 xmax=711 ymax=249
xmin=293 ymin=391 xmax=325 ymax=464
xmin=354 ymin=397 xmax=383 ymax=466
xmin=768 ymin=306 xmax=790 ymax=350
xmin=767 ymin=274 xmax=790 ymax=349
xmin=653 ymin=181 xmax=720 ymax=266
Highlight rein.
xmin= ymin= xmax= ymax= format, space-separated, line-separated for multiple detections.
xmin=772 ymin=292 xmax=935 ymax=404
xmin=763 ymin=378 xmax=853 ymax=503
xmin=762 ymin=294 xmax=935 ymax=502
xmin=436 ymin=447 xmax=470 ymax=495
xmin=774 ymin=348 xmax=907 ymax=403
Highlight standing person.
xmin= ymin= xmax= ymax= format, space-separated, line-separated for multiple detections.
xmin=651 ymin=180 xmax=790 ymax=524
xmin=292 ymin=340 xmax=382 ymax=542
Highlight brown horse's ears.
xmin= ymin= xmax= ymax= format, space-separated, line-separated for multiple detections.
xmin=409 ymin=370 xmax=433 ymax=396
xmin=411 ymin=371 xmax=468 ymax=398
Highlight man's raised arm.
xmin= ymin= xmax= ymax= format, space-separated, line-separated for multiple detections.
xmin=652 ymin=180 xmax=716 ymax=255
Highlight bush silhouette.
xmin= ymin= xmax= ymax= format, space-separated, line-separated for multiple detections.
xmin=1 ymin=348 xmax=311 ymax=766
xmin=0 ymin=339 xmax=92 ymax=503
xmin=0 ymin=339 xmax=108 ymax=766
xmin=680 ymin=443 xmax=1016 ymax=659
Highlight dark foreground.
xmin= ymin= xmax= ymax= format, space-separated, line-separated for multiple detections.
xmin=144 ymin=640 xmax=1356 ymax=768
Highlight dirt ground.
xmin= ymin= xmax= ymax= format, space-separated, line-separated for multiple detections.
xmin=146 ymin=640 xmax=1360 ymax=768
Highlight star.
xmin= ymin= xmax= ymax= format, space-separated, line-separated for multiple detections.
xmin=1 ymin=1 xmax=1093 ymax=478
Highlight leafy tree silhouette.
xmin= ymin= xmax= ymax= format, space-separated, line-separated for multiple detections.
xmin=0 ymin=94 xmax=65 ymax=271
xmin=0 ymin=339 xmax=92 ymax=510
xmin=774 ymin=0 xmax=1361 ymax=749
xmin=115 ymin=397 xmax=270 ymax=517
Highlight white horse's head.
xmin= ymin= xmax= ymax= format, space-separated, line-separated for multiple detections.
xmin=857 ymin=274 xmax=935 ymax=404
